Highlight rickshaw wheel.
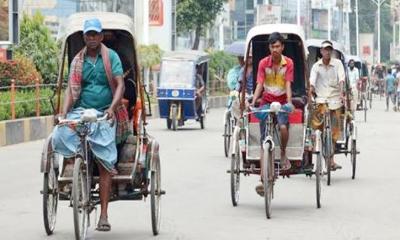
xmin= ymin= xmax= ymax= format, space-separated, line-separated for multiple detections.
xmin=363 ymin=96 xmax=367 ymax=122
xmin=351 ymin=139 xmax=357 ymax=180
xmin=150 ymin=155 xmax=161 ymax=235
xmin=315 ymin=152 xmax=322 ymax=208
xmin=230 ymin=144 xmax=240 ymax=206
xmin=166 ymin=119 xmax=172 ymax=129
xmin=322 ymin=129 xmax=332 ymax=186
xmin=263 ymin=142 xmax=273 ymax=219
xmin=224 ymin=121 xmax=231 ymax=157
xmin=171 ymin=105 xmax=178 ymax=131
xmin=200 ymin=116 xmax=205 ymax=129
xmin=43 ymin=166 xmax=59 ymax=235
xmin=72 ymin=157 xmax=89 ymax=240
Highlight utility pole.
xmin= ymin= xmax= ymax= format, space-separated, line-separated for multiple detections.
xmin=328 ymin=0 xmax=332 ymax=40
xmin=370 ymin=0 xmax=388 ymax=63
xmin=356 ymin=0 xmax=360 ymax=56
xmin=297 ymin=0 xmax=301 ymax=26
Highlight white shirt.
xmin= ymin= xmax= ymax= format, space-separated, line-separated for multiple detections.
xmin=310 ymin=58 xmax=345 ymax=109
xmin=348 ymin=67 xmax=360 ymax=88
xmin=396 ymin=72 xmax=400 ymax=92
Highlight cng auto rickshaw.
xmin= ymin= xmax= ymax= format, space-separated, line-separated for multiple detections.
xmin=306 ymin=39 xmax=360 ymax=185
xmin=157 ymin=51 xmax=210 ymax=130
xmin=39 ymin=12 xmax=164 ymax=239
xmin=228 ymin=24 xmax=323 ymax=219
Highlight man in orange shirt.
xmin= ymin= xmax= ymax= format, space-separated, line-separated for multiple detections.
xmin=251 ymin=32 xmax=294 ymax=196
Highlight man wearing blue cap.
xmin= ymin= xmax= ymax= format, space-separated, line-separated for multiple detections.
xmin=52 ymin=18 xmax=128 ymax=231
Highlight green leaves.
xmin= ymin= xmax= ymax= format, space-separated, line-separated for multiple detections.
xmin=177 ymin=0 xmax=225 ymax=40
xmin=137 ymin=44 xmax=164 ymax=68
xmin=13 ymin=12 xmax=59 ymax=84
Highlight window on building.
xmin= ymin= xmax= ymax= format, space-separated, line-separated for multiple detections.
xmin=246 ymin=0 xmax=254 ymax=10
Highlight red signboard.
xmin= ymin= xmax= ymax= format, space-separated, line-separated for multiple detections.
xmin=363 ymin=46 xmax=371 ymax=55
xmin=149 ymin=0 xmax=164 ymax=26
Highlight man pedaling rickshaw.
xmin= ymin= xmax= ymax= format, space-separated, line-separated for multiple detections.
xmin=309 ymin=40 xmax=345 ymax=171
xmin=250 ymin=32 xmax=294 ymax=196
xmin=51 ymin=18 xmax=129 ymax=232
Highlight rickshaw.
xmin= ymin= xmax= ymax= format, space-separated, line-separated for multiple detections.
xmin=157 ymin=50 xmax=210 ymax=130
xmin=306 ymin=39 xmax=359 ymax=185
xmin=345 ymin=55 xmax=369 ymax=121
xmin=223 ymin=41 xmax=245 ymax=157
xmin=228 ymin=24 xmax=323 ymax=219
xmin=39 ymin=12 xmax=164 ymax=239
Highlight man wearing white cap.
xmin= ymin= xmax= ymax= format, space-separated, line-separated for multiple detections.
xmin=309 ymin=40 xmax=346 ymax=170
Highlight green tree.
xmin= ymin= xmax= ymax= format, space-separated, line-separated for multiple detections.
xmin=177 ymin=0 xmax=225 ymax=50
xmin=137 ymin=44 xmax=163 ymax=68
xmin=13 ymin=12 xmax=58 ymax=84
xmin=349 ymin=0 xmax=392 ymax=63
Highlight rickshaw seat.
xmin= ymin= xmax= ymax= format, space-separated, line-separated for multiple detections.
xmin=292 ymin=96 xmax=307 ymax=109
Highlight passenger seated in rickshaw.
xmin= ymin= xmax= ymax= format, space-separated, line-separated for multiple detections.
xmin=348 ymin=59 xmax=360 ymax=112
xmin=238 ymin=50 xmax=254 ymax=95
xmin=51 ymin=18 xmax=129 ymax=232
xmin=195 ymin=65 xmax=206 ymax=117
xmin=250 ymin=32 xmax=294 ymax=194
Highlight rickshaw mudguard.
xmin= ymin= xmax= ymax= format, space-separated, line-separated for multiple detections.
xmin=146 ymin=137 xmax=160 ymax=172
xmin=40 ymin=134 xmax=54 ymax=173
xmin=169 ymin=102 xmax=182 ymax=120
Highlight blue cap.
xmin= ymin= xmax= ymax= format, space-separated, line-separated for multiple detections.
xmin=83 ymin=18 xmax=102 ymax=34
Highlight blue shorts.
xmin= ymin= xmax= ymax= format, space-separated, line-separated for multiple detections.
xmin=259 ymin=112 xmax=288 ymax=143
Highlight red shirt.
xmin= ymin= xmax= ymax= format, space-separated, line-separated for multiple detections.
xmin=257 ymin=55 xmax=294 ymax=104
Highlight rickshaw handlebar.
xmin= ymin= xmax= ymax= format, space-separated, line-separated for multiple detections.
xmin=57 ymin=113 xmax=109 ymax=125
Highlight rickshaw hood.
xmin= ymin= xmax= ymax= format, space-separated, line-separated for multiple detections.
xmin=57 ymin=12 xmax=135 ymax=41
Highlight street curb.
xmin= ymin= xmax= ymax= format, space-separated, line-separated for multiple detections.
xmin=0 ymin=95 xmax=228 ymax=147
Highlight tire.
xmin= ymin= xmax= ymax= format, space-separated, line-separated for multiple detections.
xmin=200 ymin=116 xmax=205 ymax=129
xmin=72 ymin=157 xmax=89 ymax=240
xmin=315 ymin=152 xmax=322 ymax=208
xmin=230 ymin=144 xmax=240 ymax=207
xmin=166 ymin=119 xmax=171 ymax=129
xmin=171 ymin=105 xmax=177 ymax=131
xmin=263 ymin=142 xmax=273 ymax=219
xmin=43 ymin=166 xmax=59 ymax=235
xmin=369 ymin=91 xmax=372 ymax=109
xmin=351 ymin=139 xmax=357 ymax=180
xmin=150 ymin=156 xmax=161 ymax=235
xmin=363 ymin=97 xmax=367 ymax=122
xmin=322 ymin=129 xmax=332 ymax=186
xmin=224 ymin=121 xmax=231 ymax=158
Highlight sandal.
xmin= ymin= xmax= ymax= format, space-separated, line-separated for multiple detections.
xmin=280 ymin=157 xmax=292 ymax=171
xmin=255 ymin=183 xmax=264 ymax=197
xmin=96 ymin=217 xmax=111 ymax=232
xmin=330 ymin=163 xmax=342 ymax=171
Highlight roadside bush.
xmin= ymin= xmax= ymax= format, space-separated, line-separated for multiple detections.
xmin=0 ymin=88 xmax=54 ymax=121
xmin=0 ymin=55 xmax=42 ymax=87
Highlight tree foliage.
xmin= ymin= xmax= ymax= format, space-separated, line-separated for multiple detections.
xmin=350 ymin=0 xmax=392 ymax=62
xmin=177 ymin=0 xmax=225 ymax=49
xmin=137 ymin=44 xmax=163 ymax=68
xmin=13 ymin=12 xmax=58 ymax=84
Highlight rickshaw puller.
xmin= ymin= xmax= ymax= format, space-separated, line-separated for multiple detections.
xmin=309 ymin=40 xmax=345 ymax=170
xmin=251 ymin=32 xmax=294 ymax=196
xmin=51 ymin=18 xmax=129 ymax=232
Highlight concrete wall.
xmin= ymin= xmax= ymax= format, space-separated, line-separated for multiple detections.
xmin=0 ymin=95 xmax=228 ymax=147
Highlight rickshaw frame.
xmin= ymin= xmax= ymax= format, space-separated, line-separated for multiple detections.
xmin=39 ymin=12 xmax=163 ymax=238
xmin=228 ymin=24 xmax=323 ymax=219
xmin=306 ymin=39 xmax=360 ymax=185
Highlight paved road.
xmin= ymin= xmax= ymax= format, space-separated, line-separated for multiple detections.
xmin=0 ymin=98 xmax=399 ymax=240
